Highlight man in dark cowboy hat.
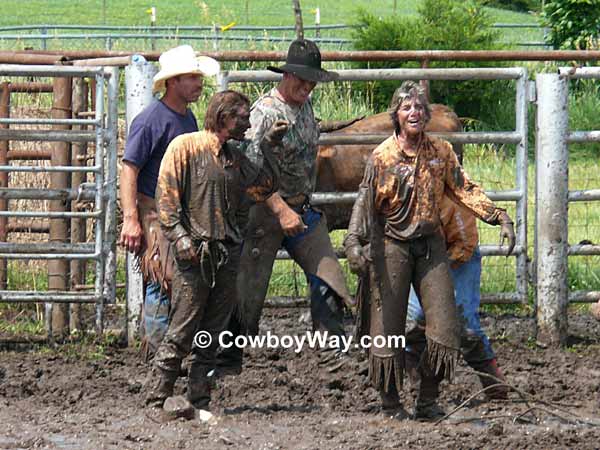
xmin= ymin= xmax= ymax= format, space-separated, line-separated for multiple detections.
xmin=216 ymin=39 xmax=355 ymax=375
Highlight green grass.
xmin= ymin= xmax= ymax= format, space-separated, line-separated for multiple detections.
xmin=0 ymin=0 xmax=543 ymax=52
xmin=0 ymin=0 xmax=540 ymax=27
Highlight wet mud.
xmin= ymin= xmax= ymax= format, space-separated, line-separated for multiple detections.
xmin=1 ymin=308 xmax=600 ymax=449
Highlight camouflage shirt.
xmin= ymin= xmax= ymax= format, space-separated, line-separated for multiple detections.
xmin=244 ymin=89 xmax=319 ymax=199
xmin=156 ymin=130 xmax=278 ymax=245
xmin=346 ymin=134 xmax=503 ymax=245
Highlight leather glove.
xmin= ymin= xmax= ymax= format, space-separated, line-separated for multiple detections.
xmin=346 ymin=245 xmax=368 ymax=277
xmin=264 ymin=120 xmax=289 ymax=145
xmin=174 ymin=235 xmax=197 ymax=263
xmin=498 ymin=211 xmax=516 ymax=256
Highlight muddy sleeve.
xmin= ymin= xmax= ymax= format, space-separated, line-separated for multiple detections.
xmin=443 ymin=147 xmax=505 ymax=226
xmin=440 ymin=197 xmax=478 ymax=265
xmin=244 ymin=106 xmax=276 ymax=168
xmin=344 ymin=156 xmax=376 ymax=248
xmin=235 ymin=139 xmax=280 ymax=202
xmin=156 ymin=139 xmax=190 ymax=243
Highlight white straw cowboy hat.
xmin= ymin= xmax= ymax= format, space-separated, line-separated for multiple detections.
xmin=152 ymin=45 xmax=220 ymax=94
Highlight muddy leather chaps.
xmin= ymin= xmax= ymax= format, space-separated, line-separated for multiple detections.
xmin=152 ymin=242 xmax=240 ymax=408
xmin=357 ymin=232 xmax=460 ymax=394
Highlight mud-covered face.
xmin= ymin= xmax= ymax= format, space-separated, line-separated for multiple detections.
xmin=396 ymin=97 xmax=427 ymax=138
xmin=224 ymin=105 xmax=251 ymax=140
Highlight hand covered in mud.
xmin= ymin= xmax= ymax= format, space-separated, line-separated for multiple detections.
xmin=278 ymin=207 xmax=306 ymax=237
xmin=264 ymin=120 xmax=289 ymax=145
xmin=174 ymin=235 xmax=197 ymax=263
xmin=498 ymin=211 xmax=516 ymax=256
xmin=346 ymin=245 xmax=368 ymax=277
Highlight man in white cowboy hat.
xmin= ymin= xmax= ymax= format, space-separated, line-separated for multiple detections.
xmin=217 ymin=39 xmax=355 ymax=375
xmin=119 ymin=45 xmax=219 ymax=361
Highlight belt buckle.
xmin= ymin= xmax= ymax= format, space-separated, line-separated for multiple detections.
xmin=301 ymin=200 xmax=309 ymax=214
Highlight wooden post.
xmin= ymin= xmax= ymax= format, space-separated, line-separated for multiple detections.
xmin=0 ymin=83 xmax=10 ymax=290
xmin=49 ymin=76 xmax=73 ymax=339
xmin=292 ymin=0 xmax=304 ymax=40
xmin=69 ymin=78 xmax=88 ymax=333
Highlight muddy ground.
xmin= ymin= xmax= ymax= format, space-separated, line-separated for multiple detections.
xmin=1 ymin=308 xmax=600 ymax=450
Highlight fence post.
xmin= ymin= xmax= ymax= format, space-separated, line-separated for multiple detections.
xmin=69 ymin=77 xmax=88 ymax=332
xmin=124 ymin=56 xmax=157 ymax=346
xmin=535 ymin=73 xmax=569 ymax=347
xmin=103 ymin=67 xmax=120 ymax=306
xmin=0 ymin=83 xmax=9 ymax=290
xmin=40 ymin=26 xmax=47 ymax=50
xmin=49 ymin=76 xmax=73 ymax=340
xmin=217 ymin=71 xmax=230 ymax=92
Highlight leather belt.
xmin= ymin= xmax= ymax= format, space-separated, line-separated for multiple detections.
xmin=284 ymin=194 xmax=308 ymax=207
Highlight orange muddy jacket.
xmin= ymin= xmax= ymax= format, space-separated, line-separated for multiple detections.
xmin=440 ymin=195 xmax=479 ymax=269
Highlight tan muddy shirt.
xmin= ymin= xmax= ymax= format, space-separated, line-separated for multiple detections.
xmin=346 ymin=134 xmax=503 ymax=245
xmin=440 ymin=196 xmax=479 ymax=267
xmin=156 ymin=130 xmax=277 ymax=245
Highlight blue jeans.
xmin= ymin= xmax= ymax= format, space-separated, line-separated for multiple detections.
xmin=407 ymin=248 xmax=495 ymax=363
xmin=143 ymin=282 xmax=170 ymax=357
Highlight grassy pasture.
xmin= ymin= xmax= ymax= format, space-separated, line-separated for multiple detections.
xmin=0 ymin=0 xmax=544 ymax=52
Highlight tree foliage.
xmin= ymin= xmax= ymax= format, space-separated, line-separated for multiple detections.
xmin=541 ymin=0 xmax=600 ymax=49
xmin=351 ymin=0 xmax=513 ymax=129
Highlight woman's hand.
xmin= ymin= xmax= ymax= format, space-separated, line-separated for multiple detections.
xmin=174 ymin=235 xmax=197 ymax=263
xmin=346 ymin=245 xmax=368 ymax=276
xmin=498 ymin=211 xmax=516 ymax=256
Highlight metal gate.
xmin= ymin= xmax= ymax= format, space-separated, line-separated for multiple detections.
xmin=218 ymin=67 xmax=530 ymax=304
xmin=0 ymin=64 xmax=119 ymax=337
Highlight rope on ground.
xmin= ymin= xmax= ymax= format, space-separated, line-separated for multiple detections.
xmin=435 ymin=370 xmax=600 ymax=427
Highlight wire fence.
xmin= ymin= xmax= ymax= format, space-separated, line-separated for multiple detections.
xmin=0 ymin=23 xmax=548 ymax=53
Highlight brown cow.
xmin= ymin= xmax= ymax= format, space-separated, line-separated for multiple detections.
xmin=316 ymin=104 xmax=462 ymax=230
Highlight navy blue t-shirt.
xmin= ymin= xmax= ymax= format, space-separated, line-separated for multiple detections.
xmin=123 ymin=100 xmax=198 ymax=198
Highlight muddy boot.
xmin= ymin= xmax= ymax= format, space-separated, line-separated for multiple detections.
xmin=591 ymin=301 xmax=600 ymax=321
xmin=187 ymin=364 xmax=212 ymax=410
xmin=214 ymin=345 xmax=243 ymax=378
xmin=404 ymin=351 xmax=421 ymax=388
xmin=379 ymin=383 xmax=409 ymax=418
xmin=413 ymin=373 xmax=445 ymax=421
xmin=380 ymin=382 xmax=400 ymax=411
xmin=471 ymin=358 xmax=508 ymax=400
xmin=144 ymin=366 xmax=178 ymax=409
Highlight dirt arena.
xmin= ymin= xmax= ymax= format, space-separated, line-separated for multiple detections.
xmin=1 ymin=307 xmax=600 ymax=449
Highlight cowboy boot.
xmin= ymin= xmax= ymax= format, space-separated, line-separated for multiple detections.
xmin=404 ymin=350 xmax=421 ymax=388
xmin=144 ymin=366 xmax=178 ymax=408
xmin=379 ymin=382 xmax=401 ymax=412
xmin=214 ymin=345 xmax=243 ymax=377
xmin=470 ymin=358 xmax=508 ymax=400
xmin=187 ymin=364 xmax=212 ymax=410
xmin=413 ymin=371 xmax=445 ymax=420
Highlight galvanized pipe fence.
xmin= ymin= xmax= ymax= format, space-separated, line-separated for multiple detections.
xmin=0 ymin=64 xmax=119 ymax=341
xmin=217 ymin=67 xmax=530 ymax=306
xmin=1 ymin=58 xmax=596 ymax=347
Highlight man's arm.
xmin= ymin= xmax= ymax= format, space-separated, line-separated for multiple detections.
xmin=246 ymin=102 xmax=305 ymax=237
xmin=119 ymin=161 xmax=143 ymax=255
xmin=266 ymin=193 xmax=306 ymax=237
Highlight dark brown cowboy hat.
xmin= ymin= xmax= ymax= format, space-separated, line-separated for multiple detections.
xmin=268 ymin=39 xmax=338 ymax=83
